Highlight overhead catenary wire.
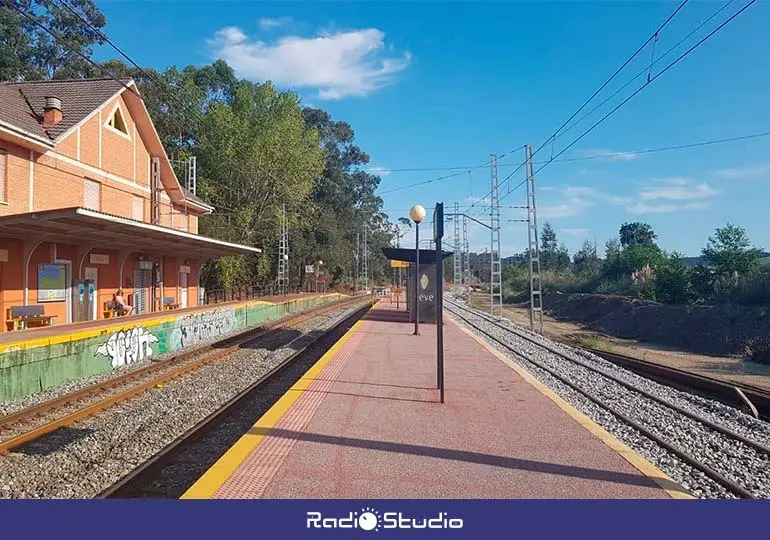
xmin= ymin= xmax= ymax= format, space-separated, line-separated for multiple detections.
xmin=487 ymin=0 xmax=757 ymax=211
xmin=52 ymin=0 xmax=204 ymax=128
xmin=3 ymin=0 xmax=141 ymax=99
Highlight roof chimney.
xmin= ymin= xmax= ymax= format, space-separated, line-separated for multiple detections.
xmin=43 ymin=96 xmax=62 ymax=126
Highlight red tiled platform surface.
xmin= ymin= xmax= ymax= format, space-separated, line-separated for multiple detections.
xmin=0 ymin=292 xmax=328 ymax=344
xmin=213 ymin=301 xmax=671 ymax=499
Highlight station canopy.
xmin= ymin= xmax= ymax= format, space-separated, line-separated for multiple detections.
xmin=381 ymin=247 xmax=452 ymax=265
xmin=0 ymin=207 xmax=261 ymax=259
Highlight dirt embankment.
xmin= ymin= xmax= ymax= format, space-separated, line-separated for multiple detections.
xmin=542 ymin=293 xmax=770 ymax=357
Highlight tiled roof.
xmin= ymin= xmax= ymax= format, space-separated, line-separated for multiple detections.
xmin=182 ymin=187 xmax=212 ymax=208
xmin=0 ymin=78 xmax=130 ymax=142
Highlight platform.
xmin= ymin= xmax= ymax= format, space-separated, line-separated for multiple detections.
xmin=184 ymin=300 xmax=691 ymax=499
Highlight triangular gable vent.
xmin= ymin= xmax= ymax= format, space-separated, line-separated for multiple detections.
xmin=108 ymin=106 xmax=129 ymax=135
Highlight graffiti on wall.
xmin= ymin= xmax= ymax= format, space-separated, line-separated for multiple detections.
xmin=170 ymin=307 xmax=236 ymax=351
xmin=95 ymin=326 xmax=159 ymax=368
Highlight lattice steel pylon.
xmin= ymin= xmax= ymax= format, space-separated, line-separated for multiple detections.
xmin=355 ymin=233 xmax=360 ymax=292
xmin=525 ymin=144 xmax=544 ymax=333
xmin=453 ymin=203 xmax=461 ymax=289
xmin=462 ymin=214 xmax=470 ymax=285
xmin=277 ymin=204 xmax=289 ymax=295
xmin=489 ymin=153 xmax=503 ymax=317
xmin=362 ymin=224 xmax=369 ymax=292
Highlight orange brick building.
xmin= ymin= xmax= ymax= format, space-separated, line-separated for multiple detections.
xmin=0 ymin=78 xmax=259 ymax=330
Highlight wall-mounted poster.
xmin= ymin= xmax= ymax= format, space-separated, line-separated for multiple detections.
xmin=38 ymin=263 xmax=66 ymax=302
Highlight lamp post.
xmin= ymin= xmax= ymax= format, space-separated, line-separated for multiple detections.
xmin=316 ymin=260 xmax=323 ymax=293
xmin=409 ymin=204 xmax=426 ymax=336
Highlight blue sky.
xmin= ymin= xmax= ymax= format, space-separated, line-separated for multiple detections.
xmin=93 ymin=0 xmax=770 ymax=257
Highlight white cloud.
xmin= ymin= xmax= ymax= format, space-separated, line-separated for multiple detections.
xmin=652 ymin=177 xmax=694 ymax=186
xmin=714 ymin=163 xmax=770 ymax=180
xmin=626 ymin=201 xmax=711 ymax=214
xmin=208 ymin=26 xmax=411 ymax=99
xmin=580 ymin=148 xmax=638 ymax=162
xmin=639 ymin=182 xmax=718 ymax=201
xmin=367 ymin=166 xmax=391 ymax=176
xmin=539 ymin=199 xmax=593 ymax=219
xmin=258 ymin=17 xmax=291 ymax=30
xmin=560 ymin=227 xmax=590 ymax=236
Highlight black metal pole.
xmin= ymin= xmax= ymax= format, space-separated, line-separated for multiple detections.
xmin=413 ymin=223 xmax=420 ymax=336
xmin=436 ymin=236 xmax=444 ymax=399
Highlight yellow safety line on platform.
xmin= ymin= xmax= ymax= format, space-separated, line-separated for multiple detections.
xmin=451 ymin=316 xmax=695 ymax=500
xmin=181 ymin=318 xmax=364 ymax=499
xmin=0 ymin=294 xmax=346 ymax=354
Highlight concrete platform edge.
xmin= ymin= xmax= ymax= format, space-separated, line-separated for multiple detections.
xmin=449 ymin=315 xmax=695 ymax=500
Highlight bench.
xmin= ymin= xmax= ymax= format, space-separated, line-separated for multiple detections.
xmin=5 ymin=305 xmax=57 ymax=331
xmin=103 ymin=301 xmax=131 ymax=319
xmin=163 ymin=297 xmax=180 ymax=310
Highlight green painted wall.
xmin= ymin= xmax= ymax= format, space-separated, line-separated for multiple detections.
xmin=0 ymin=295 xmax=344 ymax=402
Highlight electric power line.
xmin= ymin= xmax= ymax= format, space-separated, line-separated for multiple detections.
xmin=488 ymin=0 xmax=757 ymax=210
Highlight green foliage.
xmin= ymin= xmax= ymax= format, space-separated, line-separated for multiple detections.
xmin=619 ymin=222 xmax=657 ymax=247
xmin=573 ymin=240 xmax=601 ymax=277
xmin=654 ymin=252 xmax=695 ymax=305
xmin=701 ymin=223 xmax=762 ymax=278
xmin=1 ymin=0 xmax=107 ymax=80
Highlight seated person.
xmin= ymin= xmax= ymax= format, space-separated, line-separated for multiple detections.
xmin=112 ymin=289 xmax=134 ymax=314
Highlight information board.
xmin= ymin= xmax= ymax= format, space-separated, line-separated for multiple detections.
xmin=38 ymin=263 xmax=66 ymax=302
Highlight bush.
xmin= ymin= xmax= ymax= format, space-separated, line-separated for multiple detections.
xmin=744 ymin=335 xmax=770 ymax=365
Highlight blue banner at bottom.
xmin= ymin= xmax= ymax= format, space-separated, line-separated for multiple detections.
xmin=1 ymin=500 xmax=767 ymax=538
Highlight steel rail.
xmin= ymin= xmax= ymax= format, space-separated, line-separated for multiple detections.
xmin=97 ymin=300 xmax=374 ymax=498
xmin=445 ymin=301 xmax=759 ymax=499
xmin=581 ymin=347 xmax=770 ymax=421
xmin=0 ymin=295 xmax=368 ymax=454
xmin=447 ymin=299 xmax=770 ymax=456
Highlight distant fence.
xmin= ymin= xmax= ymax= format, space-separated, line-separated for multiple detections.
xmin=204 ymin=283 xmax=334 ymax=305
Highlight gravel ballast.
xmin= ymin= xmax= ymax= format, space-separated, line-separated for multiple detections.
xmin=0 ymin=304 xmax=365 ymax=499
xmin=446 ymin=295 xmax=770 ymax=499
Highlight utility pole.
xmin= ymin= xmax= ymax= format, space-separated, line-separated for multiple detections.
xmin=462 ymin=214 xmax=470 ymax=285
xmin=277 ymin=204 xmax=289 ymax=295
xmin=453 ymin=202 xmax=461 ymax=289
xmin=355 ymin=233 xmax=360 ymax=292
xmin=489 ymin=153 xmax=502 ymax=317
xmin=526 ymin=144 xmax=543 ymax=333
xmin=362 ymin=224 xmax=369 ymax=292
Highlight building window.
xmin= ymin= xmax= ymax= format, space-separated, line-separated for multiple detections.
xmin=132 ymin=195 xmax=144 ymax=221
xmin=0 ymin=149 xmax=6 ymax=202
xmin=84 ymin=178 xmax=101 ymax=211
xmin=108 ymin=106 xmax=129 ymax=135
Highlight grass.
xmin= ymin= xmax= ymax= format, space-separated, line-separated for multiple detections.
xmin=579 ymin=335 xmax=614 ymax=352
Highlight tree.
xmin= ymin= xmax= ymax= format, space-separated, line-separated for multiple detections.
xmin=619 ymin=222 xmax=657 ymax=247
xmin=0 ymin=0 xmax=107 ymax=80
xmin=539 ymin=222 xmax=558 ymax=269
xmin=701 ymin=223 xmax=761 ymax=278
xmin=655 ymin=252 xmax=695 ymax=305
xmin=197 ymin=81 xmax=325 ymax=288
xmin=574 ymin=240 xmax=601 ymax=276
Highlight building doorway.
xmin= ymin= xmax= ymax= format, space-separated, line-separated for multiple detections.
xmin=133 ymin=268 xmax=149 ymax=314
xmin=84 ymin=267 xmax=98 ymax=320
xmin=55 ymin=259 xmax=72 ymax=324
xmin=179 ymin=271 xmax=188 ymax=309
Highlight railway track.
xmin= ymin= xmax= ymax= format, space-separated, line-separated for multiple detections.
xmin=445 ymin=297 xmax=770 ymax=500
xmin=0 ymin=295 xmax=369 ymax=456
xmin=97 ymin=299 xmax=373 ymax=498
xmin=581 ymin=347 xmax=770 ymax=422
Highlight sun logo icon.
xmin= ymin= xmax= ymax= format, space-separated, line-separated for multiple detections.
xmin=358 ymin=507 xmax=382 ymax=532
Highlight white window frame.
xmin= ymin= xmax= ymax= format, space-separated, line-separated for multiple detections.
xmin=83 ymin=178 xmax=101 ymax=211
xmin=132 ymin=195 xmax=144 ymax=221
xmin=103 ymin=102 xmax=132 ymax=140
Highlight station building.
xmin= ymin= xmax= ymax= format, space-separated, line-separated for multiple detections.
xmin=0 ymin=77 xmax=260 ymax=332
